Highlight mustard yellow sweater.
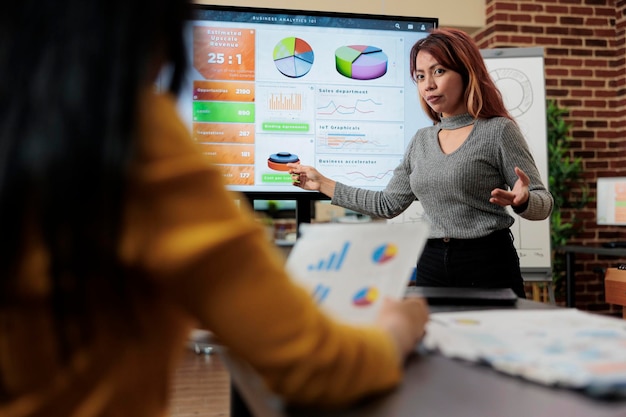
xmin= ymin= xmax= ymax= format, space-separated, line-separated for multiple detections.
xmin=0 ymin=92 xmax=401 ymax=416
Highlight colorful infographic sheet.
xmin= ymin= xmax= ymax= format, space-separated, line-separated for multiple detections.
xmin=285 ymin=222 xmax=429 ymax=324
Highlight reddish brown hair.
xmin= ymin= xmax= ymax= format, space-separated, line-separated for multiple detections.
xmin=409 ymin=28 xmax=513 ymax=123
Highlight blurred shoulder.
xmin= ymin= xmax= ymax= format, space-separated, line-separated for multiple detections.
xmin=136 ymin=89 xmax=198 ymax=159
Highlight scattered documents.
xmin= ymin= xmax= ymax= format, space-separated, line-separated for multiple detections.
xmin=423 ymin=308 xmax=626 ymax=397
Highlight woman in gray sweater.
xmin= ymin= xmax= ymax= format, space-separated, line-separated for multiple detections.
xmin=288 ymin=28 xmax=553 ymax=298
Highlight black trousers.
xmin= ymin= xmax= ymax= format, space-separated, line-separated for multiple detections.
xmin=415 ymin=228 xmax=526 ymax=298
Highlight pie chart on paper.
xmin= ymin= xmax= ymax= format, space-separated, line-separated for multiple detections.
xmin=335 ymin=45 xmax=388 ymax=80
xmin=273 ymin=37 xmax=314 ymax=78
xmin=372 ymin=243 xmax=398 ymax=264
xmin=352 ymin=286 xmax=380 ymax=307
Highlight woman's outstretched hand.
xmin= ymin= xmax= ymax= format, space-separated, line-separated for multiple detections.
xmin=490 ymin=166 xmax=530 ymax=209
xmin=288 ymin=162 xmax=319 ymax=191
xmin=288 ymin=163 xmax=337 ymax=197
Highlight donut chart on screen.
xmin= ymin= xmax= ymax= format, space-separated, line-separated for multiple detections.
xmin=273 ymin=37 xmax=314 ymax=78
xmin=267 ymin=152 xmax=299 ymax=171
xmin=335 ymin=45 xmax=388 ymax=80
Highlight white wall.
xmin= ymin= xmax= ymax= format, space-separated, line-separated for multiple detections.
xmin=194 ymin=0 xmax=485 ymax=33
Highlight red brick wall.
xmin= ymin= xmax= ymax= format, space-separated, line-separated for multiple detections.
xmin=472 ymin=0 xmax=626 ymax=313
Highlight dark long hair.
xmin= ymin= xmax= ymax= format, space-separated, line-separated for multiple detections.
xmin=0 ymin=0 xmax=189 ymax=357
xmin=409 ymin=28 xmax=513 ymax=123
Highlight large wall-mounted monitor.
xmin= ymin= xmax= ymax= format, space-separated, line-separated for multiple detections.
xmin=170 ymin=5 xmax=437 ymax=196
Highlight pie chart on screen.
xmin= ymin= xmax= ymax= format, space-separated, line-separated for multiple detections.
xmin=335 ymin=45 xmax=388 ymax=80
xmin=273 ymin=37 xmax=314 ymax=78
xmin=352 ymin=286 xmax=379 ymax=307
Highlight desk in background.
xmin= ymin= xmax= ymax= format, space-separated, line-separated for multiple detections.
xmin=225 ymin=298 xmax=626 ymax=417
xmin=556 ymin=245 xmax=626 ymax=308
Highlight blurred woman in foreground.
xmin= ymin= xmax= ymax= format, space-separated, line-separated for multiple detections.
xmin=0 ymin=1 xmax=429 ymax=415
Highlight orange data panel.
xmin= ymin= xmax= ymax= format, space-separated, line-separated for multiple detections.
xmin=198 ymin=143 xmax=254 ymax=165
xmin=193 ymin=123 xmax=255 ymax=144
xmin=219 ymin=165 xmax=255 ymax=186
xmin=194 ymin=80 xmax=254 ymax=102
xmin=193 ymin=27 xmax=255 ymax=81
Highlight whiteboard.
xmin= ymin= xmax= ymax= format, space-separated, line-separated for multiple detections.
xmin=390 ymin=48 xmax=552 ymax=277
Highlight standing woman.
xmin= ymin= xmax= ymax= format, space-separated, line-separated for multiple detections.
xmin=289 ymin=28 xmax=553 ymax=298
xmin=0 ymin=0 xmax=429 ymax=415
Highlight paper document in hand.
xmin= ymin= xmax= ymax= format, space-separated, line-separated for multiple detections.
xmin=286 ymin=222 xmax=429 ymax=324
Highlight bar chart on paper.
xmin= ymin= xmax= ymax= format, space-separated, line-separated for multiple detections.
xmin=307 ymin=242 xmax=350 ymax=271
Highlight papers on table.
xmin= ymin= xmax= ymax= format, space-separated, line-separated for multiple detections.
xmin=423 ymin=308 xmax=626 ymax=397
xmin=286 ymin=222 xmax=429 ymax=324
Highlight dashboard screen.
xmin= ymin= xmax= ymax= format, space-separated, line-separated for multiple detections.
xmin=171 ymin=5 xmax=438 ymax=194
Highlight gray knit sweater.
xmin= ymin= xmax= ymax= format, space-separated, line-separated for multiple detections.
xmin=332 ymin=114 xmax=554 ymax=239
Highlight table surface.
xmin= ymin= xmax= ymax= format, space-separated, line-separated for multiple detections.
xmin=225 ymin=298 xmax=626 ymax=417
